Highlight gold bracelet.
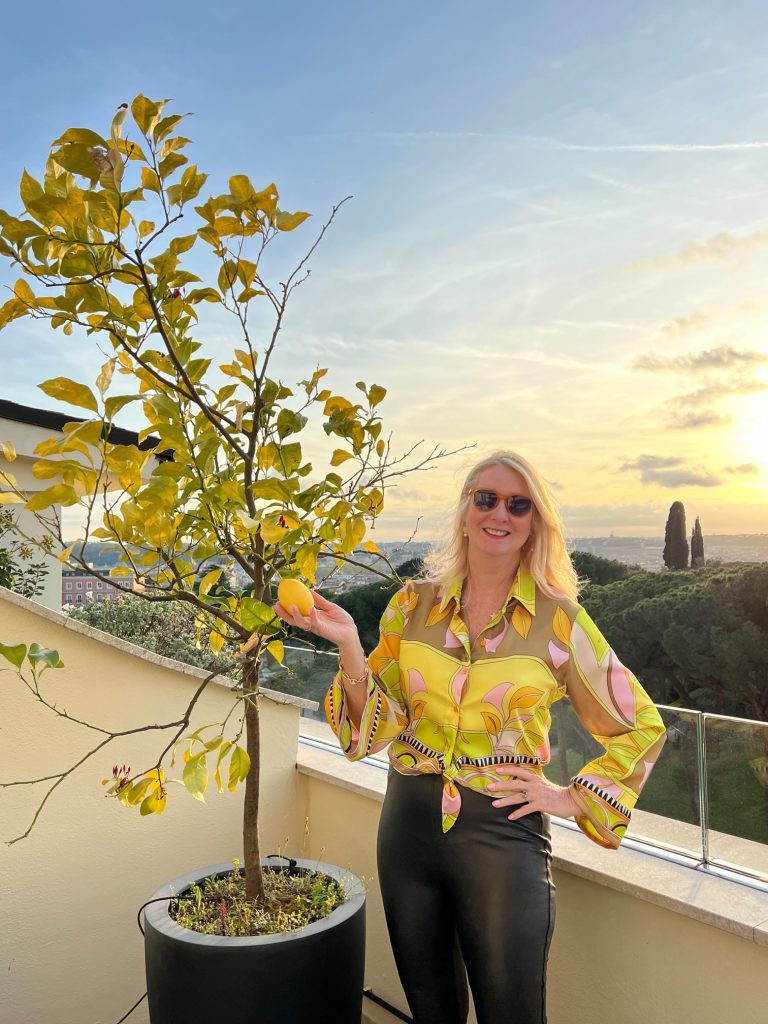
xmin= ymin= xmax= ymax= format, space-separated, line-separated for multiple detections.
xmin=340 ymin=663 xmax=368 ymax=687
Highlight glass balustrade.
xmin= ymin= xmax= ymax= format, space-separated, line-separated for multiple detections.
xmin=263 ymin=645 xmax=768 ymax=883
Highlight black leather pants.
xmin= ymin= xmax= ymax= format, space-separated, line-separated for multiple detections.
xmin=377 ymin=771 xmax=555 ymax=1024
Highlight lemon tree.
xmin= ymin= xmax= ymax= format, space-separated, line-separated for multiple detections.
xmin=0 ymin=95 xmax=460 ymax=899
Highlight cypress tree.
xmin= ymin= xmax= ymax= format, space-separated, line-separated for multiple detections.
xmin=691 ymin=516 xmax=705 ymax=568
xmin=663 ymin=501 xmax=689 ymax=570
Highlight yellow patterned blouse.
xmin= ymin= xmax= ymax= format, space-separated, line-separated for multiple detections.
xmin=325 ymin=564 xmax=666 ymax=849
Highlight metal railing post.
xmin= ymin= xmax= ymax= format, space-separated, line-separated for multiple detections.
xmin=696 ymin=712 xmax=710 ymax=866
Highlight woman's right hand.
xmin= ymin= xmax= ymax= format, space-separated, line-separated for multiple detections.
xmin=272 ymin=590 xmax=360 ymax=649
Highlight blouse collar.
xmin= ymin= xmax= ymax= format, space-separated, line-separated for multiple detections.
xmin=439 ymin=561 xmax=537 ymax=617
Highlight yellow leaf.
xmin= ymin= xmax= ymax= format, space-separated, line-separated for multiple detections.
xmin=553 ymin=607 xmax=571 ymax=647
xmin=293 ymin=545 xmax=319 ymax=583
xmin=511 ymin=605 xmax=532 ymax=640
xmin=425 ymin=602 xmax=451 ymax=627
xmin=140 ymin=788 xmax=167 ymax=816
xmin=363 ymin=540 xmax=379 ymax=553
xmin=199 ymin=568 xmax=223 ymax=596
xmin=26 ymin=483 xmax=79 ymax=511
xmin=267 ymin=639 xmax=284 ymax=664
xmin=96 ymin=358 xmax=116 ymax=398
xmin=260 ymin=522 xmax=289 ymax=544
xmin=182 ymin=752 xmax=208 ymax=802
xmin=109 ymin=565 xmax=134 ymax=577
xmin=38 ymin=377 xmax=98 ymax=413
xmin=274 ymin=209 xmax=311 ymax=231
xmin=138 ymin=220 xmax=155 ymax=238
xmin=330 ymin=448 xmax=354 ymax=467
xmin=141 ymin=166 xmax=161 ymax=194
xmin=13 ymin=278 xmax=35 ymax=305
xmin=228 ymin=746 xmax=251 ymax=793
xmin=58 ymin=543 xmax=75 ymax=564
xmin=0 ymin=441 xmax=16 ymax=462
xmin=481 ymin=711 xmax=502 ymax=736
xmin=509 ymin=686 xmax=545 ymax=710
xmin=131 ymin=94 xmax=164 ymax=135
xmin=20 ymin=169 xmax=43 ymax=204
xmin=209 ymin=628 xmax=225 ymax=654
xmin=0 ymin=492 xmax=24 ymax=505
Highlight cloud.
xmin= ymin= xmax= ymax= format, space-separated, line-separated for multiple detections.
xmin=620 ymin=455 xmax=722 ymax=488
xmin=549 ymin=140 xmax=768 ymax=154
xmin=634 ymin=344 xmax=768 ymax=372
xmin=632 ymin=229 xmax=768 ymax=271
xmin=666 ymin=410 xmax=733 ymax=429
xmin=724 ymin=463 xmax=760 ymax=474
xmin=632 ymin=342 xmax=768 ymax=429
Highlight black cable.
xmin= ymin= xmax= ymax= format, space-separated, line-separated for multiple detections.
xmin=363 ymin=987 xmax=413 ymax=1022
xmin=113 ymin=991 xmax=147 ymax=1024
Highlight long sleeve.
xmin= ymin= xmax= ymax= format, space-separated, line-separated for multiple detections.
xmin=324 ymin=584 xmax=414 ymax=760
xmin=562 ymin=605 xmax=666 ymax=849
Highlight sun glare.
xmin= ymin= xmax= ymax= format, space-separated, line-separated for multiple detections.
xmin=736 ymin=388 xmax=768 ymax=470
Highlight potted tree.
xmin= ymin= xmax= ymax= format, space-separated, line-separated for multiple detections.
xmin=0 ymin=95 xmax=456 ymax=1023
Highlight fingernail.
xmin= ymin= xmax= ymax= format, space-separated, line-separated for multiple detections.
xmin=488 ymin=783 xmax=496 ymax=790
xmin=492 ymin=799 xmax=502 ymax=807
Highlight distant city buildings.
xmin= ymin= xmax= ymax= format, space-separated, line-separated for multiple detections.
xmin=61 ymin=568 xmax=134 ymax=608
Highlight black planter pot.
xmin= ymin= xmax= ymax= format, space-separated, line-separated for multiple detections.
xmin=144 ymin=859 xmax=366 ymax=1024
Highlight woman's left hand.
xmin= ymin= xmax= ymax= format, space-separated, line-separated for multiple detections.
xmin=488 ymin=766 xmax=581 ymax=821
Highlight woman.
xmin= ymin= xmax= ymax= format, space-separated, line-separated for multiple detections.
xmin=275 ymin=451 xmax=666 ymax=1024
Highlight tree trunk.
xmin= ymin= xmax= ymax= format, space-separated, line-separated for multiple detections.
xmin=242 ymin=655 xmax=265 ymax=902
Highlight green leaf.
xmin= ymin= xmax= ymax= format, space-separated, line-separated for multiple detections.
xmin=182 ymin=751 xmax=208 ymax=802
xmin=239 ymin=598 xmax=279 ymax=634
xmin=38 ymin=377 xmax=98 ymax=413
xmin=251 ymin=478 xmax=293 ymax=502
xmin=0 ymin=642 xmax=27 ymax=668
xmin=26 ymin=644 xmax=64 ymax=670
xmin=105 ymin=395 xmax=140 ymax=419
xmin=228 ymin=746 xmax=251 ymax=793
xmin=276 ymin=408 xmax=308 ymax=439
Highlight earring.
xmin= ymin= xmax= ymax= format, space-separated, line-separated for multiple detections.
xmin=462 ymin=528 xmax=468 ymax=537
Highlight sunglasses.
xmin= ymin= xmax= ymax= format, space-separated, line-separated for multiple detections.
xmin=466 ymin=488 xmax=533 ymax=517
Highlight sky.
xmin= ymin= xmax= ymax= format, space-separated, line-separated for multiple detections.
xmin=1 ymin=0 xmax=768 ymax=542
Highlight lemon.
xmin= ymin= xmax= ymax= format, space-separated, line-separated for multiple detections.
xmin=277 ymin=578 xmax=314 ymax=617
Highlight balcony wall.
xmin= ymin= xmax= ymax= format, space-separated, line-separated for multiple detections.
xmin=3 ymin=584 xmax=768 ymax=1024
xmin=298 ymin=745 xmax=768 ymax=1024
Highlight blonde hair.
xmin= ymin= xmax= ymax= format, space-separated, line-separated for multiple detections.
xmin=421 ymin=450 xmax=580 ymax=601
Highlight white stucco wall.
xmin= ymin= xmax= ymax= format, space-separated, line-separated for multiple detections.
xmin=0 ymin=588 xmax=310 ymax=1024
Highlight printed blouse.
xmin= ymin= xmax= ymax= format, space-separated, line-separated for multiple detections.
xmin=325 ymin=564 xmax=666 ymax=849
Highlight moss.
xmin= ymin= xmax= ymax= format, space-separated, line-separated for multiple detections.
xmin=169 ymin=865 xmax=347 ymax=937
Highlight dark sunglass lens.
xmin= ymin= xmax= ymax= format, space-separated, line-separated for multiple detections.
xmin=506 ymin=497 xmax=532 ymax=516
xmin=473 ymin=490 xmax=499 ymax=510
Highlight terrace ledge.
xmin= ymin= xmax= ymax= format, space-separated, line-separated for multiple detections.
xmin=0 ymin=586 xmax=316 ymax=711
xmin=296 ymin=741 xmax=768 ymax=947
